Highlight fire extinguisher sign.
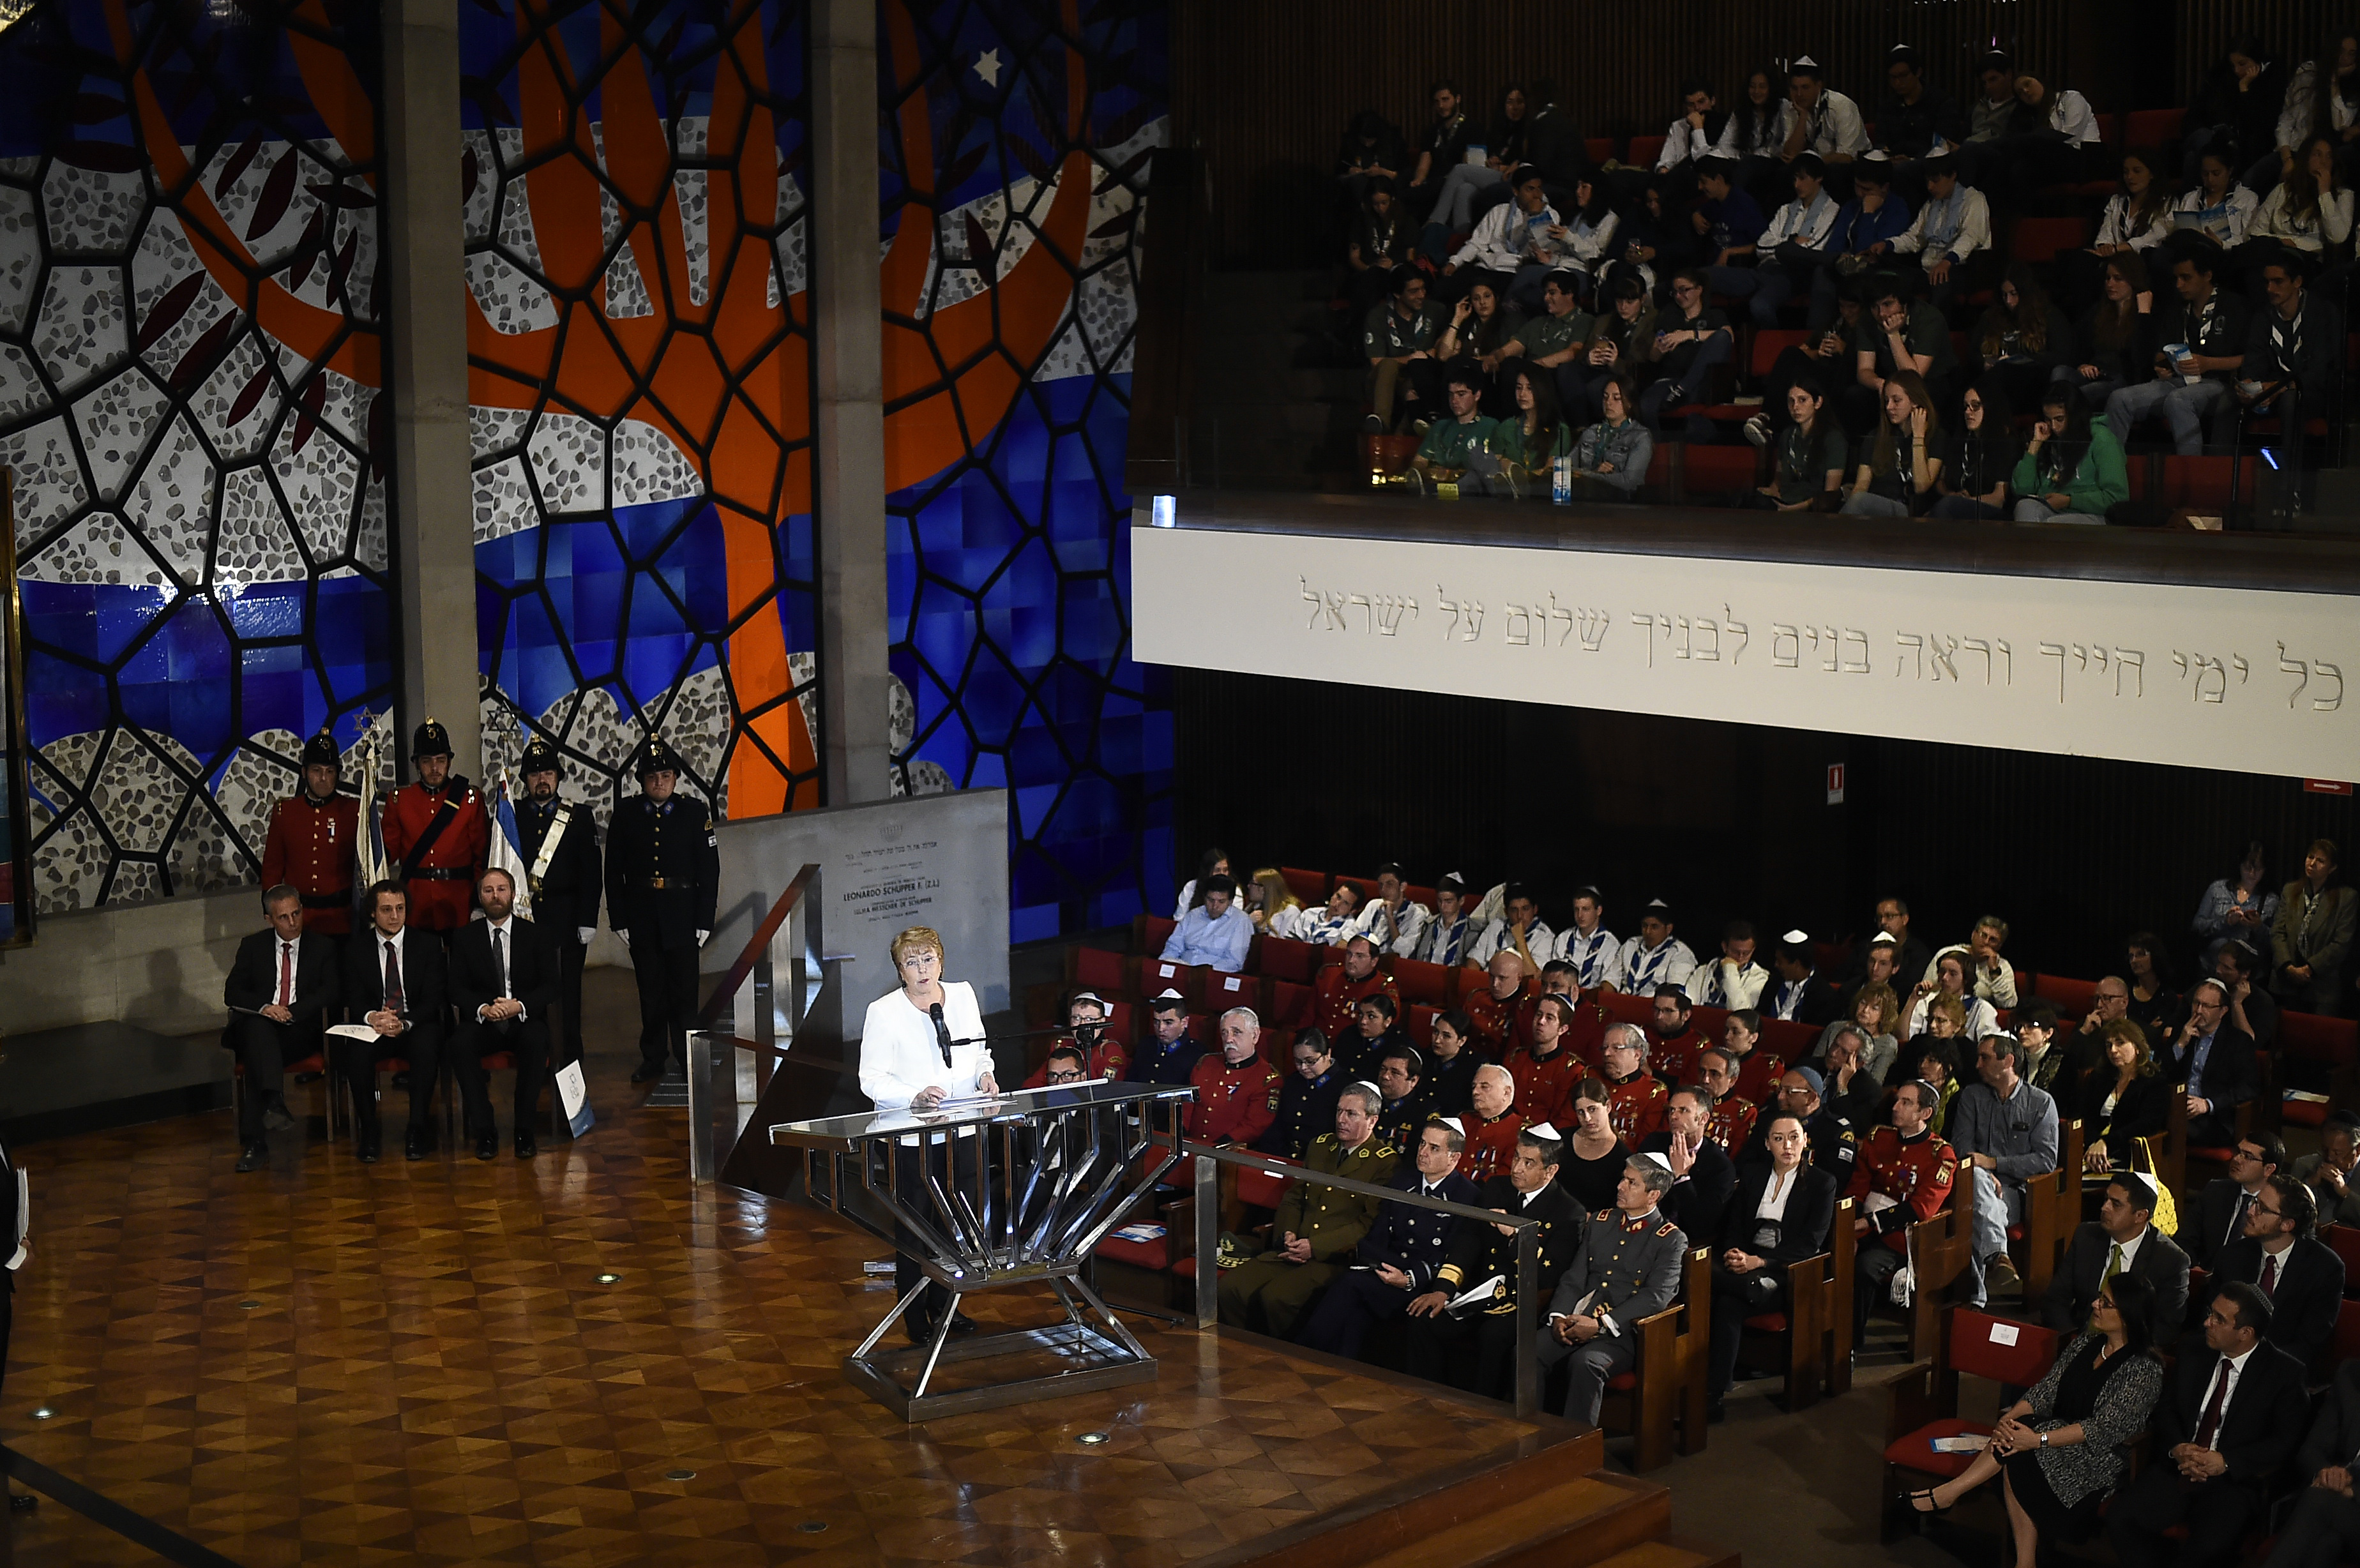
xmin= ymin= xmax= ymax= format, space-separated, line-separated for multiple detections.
xmin=1826 ymin=764 xmax=1846 ymax=804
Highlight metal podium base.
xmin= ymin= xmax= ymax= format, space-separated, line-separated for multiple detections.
xmin=846 ymin=1270 xmax=1157 ymax=1421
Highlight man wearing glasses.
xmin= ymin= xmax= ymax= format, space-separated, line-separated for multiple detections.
xmin=2179 ymin=1134 xmax=2281 ymax=1271
xmin=2204 ymin=1173 xmax=2343 ymax=1370
xmin=2066 ymin=976 xmax=2140 ymax=1078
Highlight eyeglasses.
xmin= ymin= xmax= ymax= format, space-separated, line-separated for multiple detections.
xmin=1045 ymin=1070 xmax=1085 ymax=1084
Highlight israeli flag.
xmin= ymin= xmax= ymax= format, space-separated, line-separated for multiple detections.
xmin=487 ymin=770 xmax=535 ymax=921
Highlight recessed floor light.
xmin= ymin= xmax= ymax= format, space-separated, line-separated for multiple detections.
xmin=1077 ymin=1432 xmax=1108 ymax=1446
xmin=797 ymin=1521 xmax=828 ymax=1534
xmin=663 ymin=1468 xmax=695 ymax=1481
xmin=594 ymin=1273 xmax=622 ymax=1285
xmin=237 ymin=1300 xmax=261 ymax=1310
xmin=31 ymin=1408 xmax=51 ymax=1421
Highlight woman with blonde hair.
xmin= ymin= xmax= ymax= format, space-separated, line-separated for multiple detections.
xmin=1250 ymin=868 xmax=1306 ymax=939
xmin=858 ymin=925 xmax=999 ymax=1343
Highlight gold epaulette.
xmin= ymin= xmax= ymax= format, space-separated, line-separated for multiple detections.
xmin=1656 ymin=1221 xmax=1678 ymax=1237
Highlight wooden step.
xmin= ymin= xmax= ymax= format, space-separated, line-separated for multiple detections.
xmin=1589 ymin=1537 xmax=1743 ymax=1568
xmin=1356 ymin=1470 xmax=1670 ymax=1568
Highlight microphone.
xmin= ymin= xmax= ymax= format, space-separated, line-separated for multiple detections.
xmin=928 ymin=1002 xmax=955 ymax=1069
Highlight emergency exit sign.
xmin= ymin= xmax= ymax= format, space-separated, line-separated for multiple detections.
xmin=1827 ymin=764 xmax=1845 ymax=804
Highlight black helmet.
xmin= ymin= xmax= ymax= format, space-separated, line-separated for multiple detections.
xmin=300 ymin=729 xmax=341 ymax=770
xmin=411 ymin=718 xmax=453 ymax=760
xmin=520 ymin=736 xmax=561 ymax=778
xmin=635 ymin=736 xmax=683 ymax=780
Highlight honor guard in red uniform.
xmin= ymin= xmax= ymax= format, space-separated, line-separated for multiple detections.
xmin=1313 ymin=936 xmax=1398 ymax=1044
xmin=1697 ymin=1048 xmax=1759 ymax=1154
xmin=1455 ymin=1064 xmax=1526 ymax=1184
xmin=1022 ymin=991 xmax=1130 ymax=1087
xmin=381 ymin=719 xmax=488 ymax=935
xmin=259 ymin=730 xmax=359 ymax=936
xmin=1600 ymin=1023 xmax=1670 ymax=1144
xmin=603 ymin=737 xmax=720 ymax=1083
xmin=1181 ymin=1011 xmax=1283 ymax=1184
xmin=1463 ymin=950 xmax=1534 ymax=1054
xmin=1506 ymin=993 xmax=1594 ymax=1127
xmin=1845 ymin=1077 xmax=1956 ymax=1334
xmin=1647 ymin=986 xmax=1712 ymax=1087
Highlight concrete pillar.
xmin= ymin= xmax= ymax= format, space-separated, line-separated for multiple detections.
xmin=380 ymin=0 xmax=481 ymax=779
xmin=810 ymin=0 xmax=893 ymax=804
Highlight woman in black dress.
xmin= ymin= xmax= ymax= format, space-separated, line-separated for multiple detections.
xmin=2124 ymin=932 xmax=2179 ymax=1043
xmin=2078 ymin=1017 xmax=2172 ymax=1198
xmin=1907 ymin=1270 xmax=2165 ymax=1555
xmin=1557 ymin=1078 xmax=1629 ymax=1211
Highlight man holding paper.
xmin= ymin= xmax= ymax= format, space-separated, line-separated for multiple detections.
xmin=335 ymin=880 xmax=450 ymax=1165
xmin=1403 ymin=1123 xmax=1580 ymax=1399
xmin=1294 ymin=1119 xmax=1479 ymax=1361
xmin=1533 ymin=1153 xmax=1689 ymax=1424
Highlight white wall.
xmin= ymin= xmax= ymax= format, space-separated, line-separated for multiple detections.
xmin=1131 ymin=519 xmax=2360 ymax=780
xmin=0 ymin=884 xmax=263 ymax=1037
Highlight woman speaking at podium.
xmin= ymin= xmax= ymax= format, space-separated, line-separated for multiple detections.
xmin=858 ymin=926 xmax=999 ymax=1342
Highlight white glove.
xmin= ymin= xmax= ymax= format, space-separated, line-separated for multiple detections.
xmin=695 ymin=929 xmax=710 ymax=947
xmin=577 ymin=927 xmax=595 ymax=945
xmin=616 ymin=930 xmax=631 ymax=949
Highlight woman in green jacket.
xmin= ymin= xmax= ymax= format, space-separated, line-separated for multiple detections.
xmin=1489 ymin=366 xmax=1574 ymax=477
xmin=2011 ymin=384 xmax=2128 ymax=524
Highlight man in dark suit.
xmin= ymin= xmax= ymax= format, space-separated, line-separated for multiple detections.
xmin=2206 ymin=1173 xmax=2345 ymax=1372
xmin=513 ymin=735 xmax=601 ymax=1070
xmin=2109 ymin=1280 xmax=2307 ymax=1568
xmin=223 ymin=883 xmax=343 ymax=1172
xmin=449 ymin=868 xmax=558 ymax=1161
xmin=2180 ymin=1133 xmax=2284 ymax=1270
xmin=2161 ymin=979 xmax=2258 ymax=1151
xmin=340 ymin=880 xmax=450 ymax=1163
xmin=1402 ymin=1126 xmax=1580 ymax=1401
xmin=2041 ymin=1172 xmax=2191 ymax=1333
xmin=603 ymin=737 xmax=720 ymax=1083
xmin=1295 ymin=1119 xmax=1480 ymax=1361
xmin=1760 ymin=930 xmax=1843 ymax=1027
xmin=2269 ymin=1357 xmax=2360 ymax=1568
xmin=1640 ymin=1085 xmax=1736 ymax=1247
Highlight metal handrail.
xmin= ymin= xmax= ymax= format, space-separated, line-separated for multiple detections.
xmin=699 ymin=862 xmax=820 ymax=1026
xmin=1174 ymin=1137 xmax=1546 ymax=1420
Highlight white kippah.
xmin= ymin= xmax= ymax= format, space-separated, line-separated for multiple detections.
xmin=1783 ymin=928 xmax=1811 ymax=945
xmin=1073 ymin=991 xmax=1107 ymax=1007
xmin=1153 ymin=988 xmax=1185 ymax=1001
xmin=1793 ymin=54 xmax=1820 ymax=68
xmin=1525 ymin=1121 xmax=1561 ymax=1140
xmin=1645 ymin=897 xmax=1670 ymax=910
xmin=1438 ymin=1117 xmax=1465 ymax=1135
xmin=1635 ymin=1152 xmax=1674 ymax=1175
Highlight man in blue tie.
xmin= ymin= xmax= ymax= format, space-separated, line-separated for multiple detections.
xmin=2169 ymin=979 xmax=2258 ymax=1151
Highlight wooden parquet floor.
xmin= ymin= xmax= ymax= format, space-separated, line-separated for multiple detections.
xmin=0 ymin=972 xmax=1547 ymax=1566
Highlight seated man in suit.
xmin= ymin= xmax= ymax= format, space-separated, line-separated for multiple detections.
xmin=2293 ymin=1112 xmax=2360 ymax=1231
xmin=1639 ymin=1084 xmax=1737 ymax=1248
xmin=2162 ymin=979 xmax=2258 ymax=1151
xmin=2205 ymin=1173 xmax=2344 ymax=1371
xmin=1533 ymin=1154 xmax=1688 ymax=1425
xmin=339 ymin=880 xmax=448 ymax=1163
xmin=2109 ymin=1281 xmax=2307 ymax=1568
xmin=1706 ymin=1110 xmax=1838 ymax=1421
xmin=2041 ymin=1172 xmax=2191 ymax=1333
xmin=449 ymin=868 xmax=557 ymax=1161
xmin=2180 ymin=1133 xmax=2285 ymax=1270
xmin=225 ymin=883 xmax=343 ymax=1172
xmin=1403 ymin=1124 xmax=1580 ymax=1399
xmin=1296 ymin=1118 xmax=1479 ymax=1361
xmin=2267 ymin=1356 xmax=2360 ymax=1568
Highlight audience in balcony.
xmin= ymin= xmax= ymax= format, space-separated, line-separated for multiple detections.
xmin=1842 ymin=369 xmax=1944 ymax=515
xmin=2075 ymin=1017 xmax=2172 ymax=1178
xmin=1911 ymin=1269 xmax=2165 ymax=1558
xmin=1160 ymin=873 xmax=1251 ymax=970
xmin=1615 ymin=899 xmax=1697 ymax=1000
xmin=2059 ymin=149 xmax=2170 ymax=309
xmin=2292 ymin=1112 xmax=2360 ymax=1229
xmin=2058 ymin=254 xmax=2155 ymax=415
xmin=1636 ymin=268 xmax=1735 ymax=437
xmin=1405 ymin=370 xmax=1499 ymax=484
xmin=1568 ymin=276 xmax=1656 ymax=425
xmin=1355 ymin=863 xmax=1431 ymax=958
xmin=1809 ymin=160 xmax=1913 ymax=331
xmin=1971 ymin=264 xmax=2075 ymax=412
xmin=1499 ymin=273 xmax=1592 ymax=398
xmin=1720 ymin=67 xmax=1797 ymax=206
xmin=1715 ymin=154 xmax=1840 ymax=329
xmin=1554 ymin=886 xmax=1621 ymax=991
xmin=1433 ymin=280 xmax=1520 ymax=403
xmin=2183 ymin=37 xmax=2290 ymax=193
xmin=1410 ymin=874 xmax=1486 ymax=967
xmin=1403 ymin=81 xmax=1473 ymax=220
xmin=2274 ymin=839 xmax=2355 ymax=1017
xmin=2242 ymin=135 xmax=2354 ymax=282
xmin=2241 ymin=253 xmax=2346 ymax=510
xmin=1441 ymin=169 xmax=1560 ymax=312
xmin=1421 ymin=85 xmax=1530 ymax=246
xmin=2172 ymin=149 xmax=2261 ymax=250
xmin=1877 ymin=47 xmax=1965 ymax=170
xmin=2010 ymin=383 xmax=2129 ymax=524
xmin=1652 ymin=79 xmax=1732 ymax=185
xmin=1565 ymin=372 xmax=1654 ymax=498
xmin=1929 ymin=379 xmax=2020 ymax=518
xmin=1343 ymin=179 xmax=1416 ymax=319
xmin=1336 ymin=110 xmax=1408 ymax=218
xmin=1549 ymin=176 xmax=1621 ymax=307
xmin=1785 ymin=57 xmax=1870 ymax=173
xmin=1486 ymin=368 xmax=1571 ymax=485
xmin=1887 ymin=154 xmax=1993 ymax=313
xmin=1739 ymin=377 xmax=1845 ymax=511
xmin=2105 ymin=243 xmax=2247 ymax=454
xmin=1522 ymin=80 xmax=1589 ymax=209
xmin=1851 ymin=275 xmax=1958 ymax=434
xmin=2194 ymin=839 xmax=2281 ymax=960
xmin=1360 ymin=271 xmax=1446 ymax=436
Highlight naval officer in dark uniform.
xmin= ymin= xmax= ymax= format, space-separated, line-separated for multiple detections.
xmin=513 ymin=736 xmax=602 ymax=1067
xmin=1295 ymin=1117 xmax=1481 ymax=1361
xmin=1403 ymin=1123 xmax=1582 ymax=1400
xmin=1535 ymin=1152 xmax=1690 ymax=1424
xmin=602 ymin=738 xmax=718 ymax=1083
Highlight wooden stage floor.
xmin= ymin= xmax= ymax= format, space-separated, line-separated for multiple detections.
xmin=0 ymin=972 xmax=1570 ymax=1566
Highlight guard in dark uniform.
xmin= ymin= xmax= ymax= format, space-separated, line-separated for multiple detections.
xmin=602 ymin=738 xmax=718 ymax=1083
xmin=1218 ymin=1094 xmax=1400 ymax=1339
xmin=1403 ymin=1126 xmax=1580 ymax=1399
xmin=381 ymin=719 xmax=487 ymax=939
xmin=259 ymin=729 xmax=358 ymax=938
xmin=1295 ymin=1119 xmax=1481 ymax=1360
xmin=1372 ymin=1042 xmax=1437 ymax=1152
xmin=513 ymin=736 xmax=601 ymax=1067
xmin=1255 ymin=1030 xmax=1344 ymax=1159
xmin=1533 ymin=1156 xmax=1690 ymax=1424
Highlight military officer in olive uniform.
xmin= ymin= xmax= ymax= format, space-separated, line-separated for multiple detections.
xmin=1295 ymin=1117 xmax=1481 ymax=1360
xmin=1218 ymin=1083 xmax=1398 ymax=1339
xmin=1534 ymin=1152 xmax=1690 ymax=1425
xmin=602 ymin=738 xmax=719 ymax=1083
xmin=513 ymin=736 xmax=602 ymax=1067
xmin=1403 ymin=1123 xmax=1581 ymax=1399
